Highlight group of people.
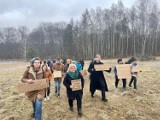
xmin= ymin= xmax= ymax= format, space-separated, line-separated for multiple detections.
xmin=21 ymin=55 xmax=139 ymax=120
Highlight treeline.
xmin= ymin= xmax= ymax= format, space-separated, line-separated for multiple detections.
xmin=0 ymin=0 xmax=160 ymax=60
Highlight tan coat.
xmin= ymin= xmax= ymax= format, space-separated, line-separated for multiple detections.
xmin=21 ymin=66 xmax=46 ymax=102
xmin=52 ymin=63 xmax=64 ymax=81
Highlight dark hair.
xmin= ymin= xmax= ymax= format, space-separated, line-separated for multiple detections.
xmin=117 ymin=59 xmax=122 ymax=63
xmin=56 ymin=57 xmax=61 ymax=61
xmin=31 ymin=57 xmax=42 ymax=65
xmin=43 ymin=61 xmax=46 ymax=64
xmin=125 ymin=57 xmax=137 ymax=64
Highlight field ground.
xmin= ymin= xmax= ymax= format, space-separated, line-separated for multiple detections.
xmin=0 ymin=58 xmax=160 ymax=120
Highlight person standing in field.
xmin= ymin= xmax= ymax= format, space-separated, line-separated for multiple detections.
xmin=129 ymin=59 xmax=139 ymax=89
xmin=64 ymin=59 xmax=72 ymax=73
xmin=79 ymin=58 xmax=84 ymax=70
xmin=88 ymin=54 xmax=111 ymax=102
xmin=21 ymin=57 xmax=45 ymax=120
xmin=42 ymin=61 xmax=52 ymax=101
xmin=63 ymin=64 xmax=84 ymax=116
xmin=52 ymin=57 xmax=64 ymax=98
xmin=113 ymin=59 xmax=126 ymax=90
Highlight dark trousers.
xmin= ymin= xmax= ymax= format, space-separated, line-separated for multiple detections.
xmin=129 ymin=76 xmax=137 ymax=89
xmin=99 ymin=78 xmax=106 ymax=100
xmin=82 ymin=65 xmax=84 ymax=70
xmin=68 ymin=99 xmax=82 ymax=110
xmin=91 ymin=79 xmax=106 ymax=100
xmin=45 ymin=82 xmax=51 ymax=97
xmin=115 ymin=75 xmax=126 ymax=88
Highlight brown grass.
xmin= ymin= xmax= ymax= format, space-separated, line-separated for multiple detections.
xmin=0 ymin=59 xmax=160 ymax=120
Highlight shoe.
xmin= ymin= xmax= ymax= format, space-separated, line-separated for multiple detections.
xmin=122 ymin=87 xmax=126 ymax=92
xmin=46 ymin=96 xmax=50 ymax=100
xmin=102 ymin=98 xmax=108 ymax=102
xmin=69 ymin=107 xmax=74 ymax=111
xmin=44 ymin=97 xmax=47 ymax=101
xmin=78 ymin=109 xmax=83 ymax=116
xmin=57 ymin=94 xmax=60 ymax=98
xmin=31 ymin=113 xmax=35 ymax=118
xmin=129 ymin=84 xmax=132 ymax=87
xmin=91 ymin=94 xmax=94 ymax=98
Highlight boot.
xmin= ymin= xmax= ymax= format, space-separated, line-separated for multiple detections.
xmin=78 ymin=108 xmax=83 ymax=116
xmin=69 ymin=106 xmax=74 ymax=111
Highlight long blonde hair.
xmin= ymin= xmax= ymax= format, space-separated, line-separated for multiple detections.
xmin=67 ymin=63 xmax=77 ymax=72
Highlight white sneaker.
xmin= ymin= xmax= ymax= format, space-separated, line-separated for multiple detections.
xmin=44 ymin=98 xmax=47 ymax=101
xmin=46 ymin=96 xmax=50 ymax=100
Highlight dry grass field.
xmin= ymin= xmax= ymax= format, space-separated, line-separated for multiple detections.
xmin=0 ymin=58 xmax=160 ymax=120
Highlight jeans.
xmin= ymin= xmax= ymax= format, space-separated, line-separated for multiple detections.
xmin=32 ymin=97 xmax=42 ymax=120
xmin=54 ymin=79 xmax=61 ymax=95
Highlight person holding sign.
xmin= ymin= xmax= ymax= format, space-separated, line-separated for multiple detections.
xmin=63 ymin=64 xmax=84 ymax=116
xmin=114 ymin=59 xmax=126 ymax=90
xmin=88 ymin=54 xmax=111 ymax=102
xmin=21 ymin=57 xmax=46 ymax=120
xmin=52 ymin=57 xmax=64 ymax=98
xmin=129 ymin=59 xmax=138 ymax=89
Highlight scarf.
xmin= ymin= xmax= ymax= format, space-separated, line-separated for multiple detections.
xmin=68 ymin=71 xmax=79 ymax=79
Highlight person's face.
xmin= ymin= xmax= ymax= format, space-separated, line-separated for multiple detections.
xmin=70 ymin=66 xmax=76 ymax=73
xmin=95 ymin=55 xmax=101 ymax=62
xmin=56 ymin=60 xmax=60 ymax=63
xmin=118 ymin=61 xmax=123 ymax=64
xmin=33 ymin=60 xmax=41 ymax=69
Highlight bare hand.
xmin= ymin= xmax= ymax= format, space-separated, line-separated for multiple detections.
xmin=70 ymin=85 xmax=73 ymax=89
xmin=27 ymin=79 xmax=34 ymax=84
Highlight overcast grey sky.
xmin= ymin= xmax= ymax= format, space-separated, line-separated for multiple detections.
xmin=0 ymin=0 xmax=136 ymax=29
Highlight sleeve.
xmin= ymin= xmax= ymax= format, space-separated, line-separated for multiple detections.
xmin=80 ymin=73 xmax=84 ymax=88
xmin=63 ymin=74 xmax=71 ymax=89
xmin=61 ymin=64 xmax=64 ymax=73
xmin=88 ymin=62 xmax=95 ymax=73
xmin=105 ymin=67 xmax=112 ymax=73
xmin=52 ymin=64 xmax=55 ymax=71
xmin=48 ymin=69 xmax=53 ymax=81
xmin=21 ymin=69 xmax=29 ymax=83
xmin=113 ymin=66 xmax=117 ymax=75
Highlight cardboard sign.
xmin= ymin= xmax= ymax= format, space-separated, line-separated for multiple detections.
xmin=116 ymin=64 xmax=131 ymax=79
xmin=17 ymin=79 xmax=47 ymax=93
xmin=131 ymin=67 xmax=151 ymax=72
xmin=80 ymin=70 xmax=87 ymax=77
xmin=54 ymin=70 xmax=62 ymax=78
xmin=131 ymin=67 xmax=142 ymax=72
xmin=94 ymin=64 xmax=110 ymax=71
xmin=71 ymin=79 xmax=82 ymax=91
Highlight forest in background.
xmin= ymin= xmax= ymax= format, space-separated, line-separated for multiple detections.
xmin=0 ymin=0 xmax=160 ymax=60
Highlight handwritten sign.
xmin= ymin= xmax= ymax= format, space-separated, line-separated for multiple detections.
xmin=80 ymin=70 xmax=87 ymax=77
xmin=94 ymin=64 xmax=110 ymax=71
xmin=17 ymin=79 xmax=47 ymax=93
xmin=71 ymin=79 xmax=82 ymax=91
xmin=54 ymin=71 xmax=62 ymax=78
xmin=131 ymin=67 xmax=142 ymax=72
xmin=116 ymin=64 xmax=131 ymax=79
xmin=131 ymin=67 xmax=151 ymax=72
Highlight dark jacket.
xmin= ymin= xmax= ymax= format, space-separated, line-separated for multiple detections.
xmin=63 ymin=72 xmax=84 ymax=100
xmin=88 ymin=61 xmax=111 ymax=93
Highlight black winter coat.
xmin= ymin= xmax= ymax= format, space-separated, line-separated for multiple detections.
xmin=63 ymin=72 xmax=84 ymax=100
xmin=88 ymin=61 xmax=111 ymax=93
